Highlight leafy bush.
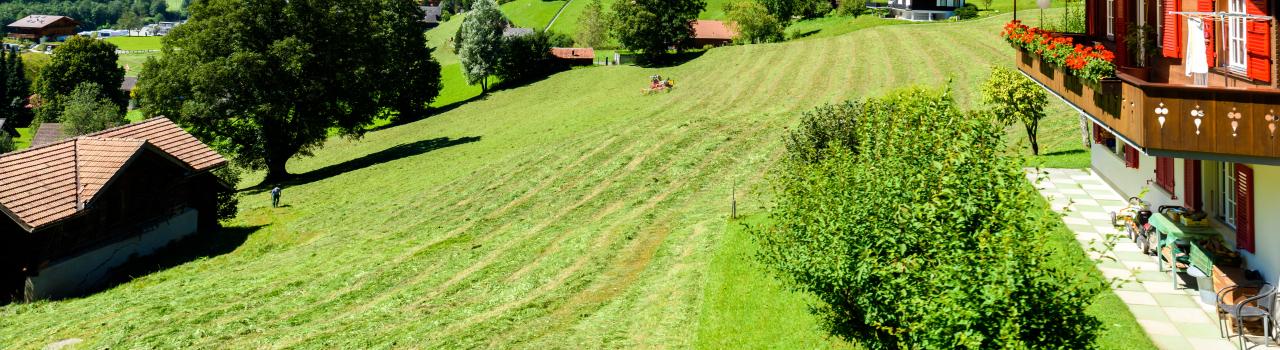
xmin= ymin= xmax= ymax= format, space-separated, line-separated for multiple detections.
xmin=725 ymin=0 xmax=785 ymax=44
xmin=213 ymin=166 xmax=242 ymax=221
xmin=59 ymin=82 xmax=125 ymax=136
xmin=495 ymin=31 xmax=574 ymax=86
xmin=783 ymin=100 xmax=858 ymax=164
xmin=836 ymin=0 xmax=868 ymax=17
xmin=755 ymin=87 xmax=1103 ymax=349
xmin=954 ymin=3 xmax=979 ymax=20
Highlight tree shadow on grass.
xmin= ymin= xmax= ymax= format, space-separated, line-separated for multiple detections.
xmin=789 ymin=29 xmax=821 ymax=39
xmin=90 ymin=225 xmax=263 ymax=299
xmin=636 ymin=50 xmax=708 ymax=68
xmin=249 ymin=136 xmax=482 ymax=191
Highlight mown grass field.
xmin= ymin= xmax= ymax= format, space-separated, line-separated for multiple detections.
xmin=501 ymin=0 xmax=568 ymax=30
xmin=1 ymin=11 xmax=1135 ymax=348
xmin=104 ymin=36 xmax=164 ymax=51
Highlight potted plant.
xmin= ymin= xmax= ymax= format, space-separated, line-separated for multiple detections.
xmin=1121 ymin=24 xmax=1158 ymax=80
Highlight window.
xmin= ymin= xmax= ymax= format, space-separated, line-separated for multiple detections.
xmin=1227 ymin=0 xmax=1247 ymax=71
xmin=1155 ymin=157 xmax=1175 ymax=192
xmin=1218 ymin=162 xmax=1237 ymax=227
xmin=1106 ymin=0 xmax=1115 ymax=39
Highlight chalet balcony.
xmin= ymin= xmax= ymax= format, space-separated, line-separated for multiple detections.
xmin=1015 ymin=49 xmax=1280 ymax=164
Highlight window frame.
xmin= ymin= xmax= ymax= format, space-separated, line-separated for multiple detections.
xmin=1106 ymin=0 xmax=1116 ymax=39
xmin=1226 ymin=0 xmax=1248 ymax=72
xmin=1218 ymin=162 xmax=1237 ymax=228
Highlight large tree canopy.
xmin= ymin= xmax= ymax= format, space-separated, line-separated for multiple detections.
xmin=34 ymin=36 xmax=126 ymax=123
xmin=611 ymin=0 xmax=705 ymax=59
xmin=138 ymin=0 xmax=442 ymax=182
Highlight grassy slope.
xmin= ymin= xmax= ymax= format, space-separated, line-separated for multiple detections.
xmin=501 ymin=0 xmax=568 ymax=30
xmin=1 ymin=11 xmax=1126 ymax=349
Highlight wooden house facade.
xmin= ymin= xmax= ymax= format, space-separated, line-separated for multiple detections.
xmin=1014 ymin=0 xmax=1280 ymax=318
xmin=6 ymin=15 xmax=79 ymax=42
xmin=0 ymin=118 xmax=229 ymax=301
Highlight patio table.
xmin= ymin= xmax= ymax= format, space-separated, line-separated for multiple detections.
xmin=1150 ymin=213 xmax=1224 ymax=288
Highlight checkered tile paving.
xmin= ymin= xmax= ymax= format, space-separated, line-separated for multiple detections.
xmin=1029 ymin=169 xmax=1241 ymax=350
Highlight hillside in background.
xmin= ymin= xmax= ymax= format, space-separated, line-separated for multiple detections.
xmin=0 ymin=10 xmax=1140 ymax=349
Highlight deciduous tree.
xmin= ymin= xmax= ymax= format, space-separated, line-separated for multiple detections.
xmin=574 ymin=0 xmax=610 ymax=48
xmin=60 ymin=82 xmax=125 ymax=136
xmin=982 ymin=66 xmax=1048 ymax=155
xmin=458 ymin=0 xmax=507 ymax=92
xmin=138 ymin=0 xmax=442 ymax=182
xmin=33 ymin=36 xmax=126 ymax=124
xmin=725 ymin=0 xmax=785 ymax=44
xmin=610 ymin=0 xmax=705 ymax=60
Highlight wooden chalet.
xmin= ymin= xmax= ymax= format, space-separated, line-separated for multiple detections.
xmin=6 ymin=15 xmax=79 ymax=42
xmin=886 ymin=0 xmax=966 ymax=20
xmin=690 ymin=20 xmax=736 ymax=47
xmin=0 ymin=118 xmax=229 ymax=301
xmin=550 ymin=47 xmax=595 ymax=66
xmin=1012 ymin=0 xmax=1279 ymax=329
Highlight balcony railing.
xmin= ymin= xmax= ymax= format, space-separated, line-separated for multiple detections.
xmin=1016 ymin=50 xmax=1280 ymax=163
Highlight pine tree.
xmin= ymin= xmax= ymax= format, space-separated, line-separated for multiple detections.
xmin=7 ymin=48 xmax=31 ymax=126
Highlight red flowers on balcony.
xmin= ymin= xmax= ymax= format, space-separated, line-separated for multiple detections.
xmin=1002 ymin=20 xmax=1116 ymax=84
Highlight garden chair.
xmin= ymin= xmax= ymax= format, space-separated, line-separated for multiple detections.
xmin=1217 ymin=281 xmax=1277 ymax=350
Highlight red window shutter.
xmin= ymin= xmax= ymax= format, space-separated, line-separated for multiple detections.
xmin=1245 ymin=0 xmax=1271 ymax=82
xmin=1156 ymin=157 xmax=1175 ymax=191
xmin=1235 ymin=163 xmax=1254 ymax=253
xmin=1093 ymin=123 xmax=1104 ymax=143
xmin=1199 ymin=0 xmax=1216 ymax=65
xmin=1163 ymin=0 xmax=1182 ymax=58
xmin=1183 ymin=159 xmax=1202 ymax=210
xmin=1125 ymin=147 xmax=1140 ymax=168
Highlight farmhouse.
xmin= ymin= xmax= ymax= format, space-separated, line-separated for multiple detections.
xmin=1012 ymin=0 xmax=1280 ymax=333
xmin=690 ymin=20 xmax=735 ymax=47
xmin=550 ymin=47 xmax=595 ymax=66
xmin=885 ymin=0 xmax=967 ymax=20
xmin=0 ymin=118 xmax=230 ymax=301
xmin=6 ymin=15 xmax=79 ymax=42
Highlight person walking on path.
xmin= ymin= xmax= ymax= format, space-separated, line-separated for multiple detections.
xmin=271 ymin=186 xmax=283 ymax=208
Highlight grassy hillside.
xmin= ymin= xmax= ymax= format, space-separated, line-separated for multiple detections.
xmin=1 ymin=12 xmax=1122 ymax=348
xmin=501 ymin=0 xmax=568 ymax=30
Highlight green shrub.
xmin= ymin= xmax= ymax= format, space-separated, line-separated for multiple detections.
xmin=836 ymin=0 xmax=867 ymax=17
xmin=954 ymin=3 xmax=979 ymax=20
xmin=725 ymin=0 xmax=786 ymax=44
xmin=755 ymin=87 xmax=1103 ymax=349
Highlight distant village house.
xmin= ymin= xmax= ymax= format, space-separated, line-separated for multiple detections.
xmin=550 ymin=47 xmax=595 ymax=66
xmin=1 ymin=118 xmax=231 ymax=302
xmin=689 ymin=20 xmax=735 ymax=48
xmin=6 ymin=15 xmax=80 ymax=43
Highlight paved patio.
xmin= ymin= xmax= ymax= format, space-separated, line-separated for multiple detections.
xmin=1030 ymin=168 xmax=1241 ymax=350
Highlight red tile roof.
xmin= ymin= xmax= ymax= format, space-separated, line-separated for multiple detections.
xmin=0 ymin=118 xmax=226 ymax=231
xmin=692 ymin=20 xmax=736 ymax=41
xmin=550 ymin=47 xmax=595 ymax=60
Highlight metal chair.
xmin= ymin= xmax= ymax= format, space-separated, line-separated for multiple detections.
xmin=1217 ymin=283 xmax=1277 ymax=350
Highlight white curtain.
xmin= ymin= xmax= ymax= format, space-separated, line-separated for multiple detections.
xmin=1185 ymin=17 xmax=1210 ymax=76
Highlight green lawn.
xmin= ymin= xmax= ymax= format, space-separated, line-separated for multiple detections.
xmin=501 ymin=0 xmax=568 ymax=30
xmin=698 ymin=215 xmax=854 ymax=349
xmin=11 ymin=127 xmax=31 ymax=149
xmin=0 ymin=11 xmax=1136 ymax=349
xmin=104 ymin=36 xmax=164 ymax=51
xmin=118 ymin=52 xmax=157 ymax=77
